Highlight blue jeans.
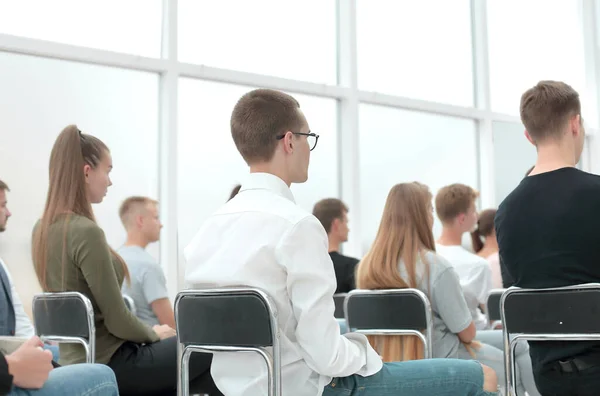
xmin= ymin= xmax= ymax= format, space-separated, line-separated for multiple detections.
xmin=9 ymin=364 xmax=118 ymax=396
xmin=322 ymin=359 xmax=498 ymax=396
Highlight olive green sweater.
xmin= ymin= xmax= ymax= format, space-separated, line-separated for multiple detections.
xmin=39 ymin=215 xmax=159 ymax=365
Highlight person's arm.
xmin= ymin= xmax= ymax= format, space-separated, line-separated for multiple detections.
xmin=5 ymin=336 xmax=52 ymax=391
xmin=431 ymin=258 xmax=475 ymax=344
xmin=141 ymin=265 xmax=175 ymax=328
xmin=346 ymin=259 xmax=359 ymax=292
xmin=0 ymin=260 xmax=34 ymax=337
xmin=472 ymin=261 xmax=493 ymax=307
xmin=73 ymin=225 xmax=159 ymax=343
xmin=277 ymin=216 xmax=382 ymax=378
xmin=151 ymin=299 xmax=176 ymax=328
xmin=499 ymin=254 xmax=515 ymax=287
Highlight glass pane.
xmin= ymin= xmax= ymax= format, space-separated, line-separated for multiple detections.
xmin=0 ymin=0 xmax=162 ymax=57
xmin=492 ymin=122 xmax=536 ymax=204
xmin=487 ymin=0 xmax=595 ymax=124
xmin=357 ymin=0 xmax=474 ymax=106
xmin=359 ymin=104 xmax=478 ymax=254
xmin=178 ymin=79 xmax=338 ymax=252
xmin=178 ymin=0 xmax=337 ymax=84
xmin=0 ymin=52 xmax=159 ymax=312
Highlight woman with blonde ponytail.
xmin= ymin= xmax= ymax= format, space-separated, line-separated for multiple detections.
xmin=32 ymin=125 xmax=221 ymax=395
xmin=356 ymin=182 xmax=540 ymax=396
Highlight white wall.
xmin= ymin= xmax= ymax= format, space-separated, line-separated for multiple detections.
xmin=0 ymin=52 xmax=159 ymax=316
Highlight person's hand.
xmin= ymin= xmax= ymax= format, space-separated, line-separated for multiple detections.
xmin=6 ymin=336 xmax=53 ymax=389
xmin=153 ymin=324 xmax=176 ymax=340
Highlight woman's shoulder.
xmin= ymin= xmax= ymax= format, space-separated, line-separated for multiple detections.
xmin=422 ymin=250 xmax=454 ymax=271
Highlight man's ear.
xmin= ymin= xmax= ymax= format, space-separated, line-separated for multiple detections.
xmin=330 ymin=218 xmax=340 ymax=232
xmin=524 ymin=130 xmax=535 ymax=146
xmin=571 ymin=114 xmax=582 ymax=136
xmin=282 ymin=131 xmax=294 ymax=154
xmin=135 ymin=214 xmax=144 ymax=228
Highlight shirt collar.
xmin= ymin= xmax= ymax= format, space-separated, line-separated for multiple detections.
xmin=240 ymin=173 xmax=296 ymax=203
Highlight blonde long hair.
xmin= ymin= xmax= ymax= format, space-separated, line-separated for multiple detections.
xmin=356 ymin=182 xmax=435 ymax=361
xmin=32 ymin=125 xmax=129 ymax=290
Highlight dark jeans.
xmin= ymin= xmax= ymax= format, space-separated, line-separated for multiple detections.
xmin=107 ymin=336 xmax=222 ymax=396
xmin=535 ymin=357 xmax=600 ymax=396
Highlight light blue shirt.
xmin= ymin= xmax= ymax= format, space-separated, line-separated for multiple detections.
xmin=118 ymin=246 xmax=168 ymax=327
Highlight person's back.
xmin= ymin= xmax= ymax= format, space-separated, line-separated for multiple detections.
xmin=495 ymin=80 xmax=593 ymax=395
xmin=496 ymin=169 xmax=600 ymax=366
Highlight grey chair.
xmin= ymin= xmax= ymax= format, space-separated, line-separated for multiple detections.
xmin=175 ymin=287 xmax=281 ymax=396
xmin=501 ymin=283 xmax=600 ymax=395
xmin=344 ymin=289 xmax=433 ymax=359
xmin=123 ymin=294 xmax=136 ymax=316
xmin=32 ymin=292 xmax=95 ymax=363
xmin=333 ymin=293 xmax=347 ymax=319
xmin=486 ymin=288 xmax=506 ymax=329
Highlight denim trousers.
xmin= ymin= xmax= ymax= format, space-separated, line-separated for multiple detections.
xmin=322 ymin=358 xmax=498 ymax=396
xmin=9 ymin=363 xmax=118 ymax=396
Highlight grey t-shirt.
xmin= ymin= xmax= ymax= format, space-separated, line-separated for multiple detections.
xmin=118 ymin=245 xmax=168 ymax=327
xmin=398 ymin=250 xmax=472 ymax=359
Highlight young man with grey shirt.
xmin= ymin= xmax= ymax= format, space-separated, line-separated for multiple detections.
xmin=117 ymin=196 xmax=174 ymax=328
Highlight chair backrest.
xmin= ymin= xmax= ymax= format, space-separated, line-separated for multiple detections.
xmin=333 ymin=293 xmax=347 ymax=319
xmin=501 ymin=284 xmax=600 ymax=337
xmin=32 ymin=292 xmax=95 ymax=363
xmin=486 ymin=288 xmax=505 ymax=323
xmin=501 ymin=283 xmax=600 ymax=395
xmin=176 ymin=288 xmax=277 ymax=347
xmin=175 ymin=287 xmax=281 ymax=396
xmin=123 ymin=294 xmax=136 ymax=315
xmin=344 ymin=289 xmax=433 ymax=358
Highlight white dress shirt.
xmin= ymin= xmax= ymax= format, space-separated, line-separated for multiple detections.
xmin=185 ymin=173 xmax=382 ymax=396
xmin=435 ymin=244 xmax=492 ymax=330
xmin=0 ymin=258 xmax=34 ymax=337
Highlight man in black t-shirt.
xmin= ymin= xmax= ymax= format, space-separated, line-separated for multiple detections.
xmin=495 ymin=80 xmax=598 ymax=396
xmin=313 ymin=198 xmax=359 ymax=293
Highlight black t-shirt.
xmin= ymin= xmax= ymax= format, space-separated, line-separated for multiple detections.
xmin=495 ymin=167 xmax=600 ymax=372
xmin=329 ymin=252 xmax=359 ymax=293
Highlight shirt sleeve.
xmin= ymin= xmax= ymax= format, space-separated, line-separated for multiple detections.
xmin=142 ymin=265 xmax=169 ymax=304
xmin=431 ymin=262 xmax=473 ymax=334
xmin=0 ymin=260 xmax=34 ymax=338
xmin=276 ymin=216 xmax=382 ymax=378
xmin=72 ymin=225 xmax=159 ymax=344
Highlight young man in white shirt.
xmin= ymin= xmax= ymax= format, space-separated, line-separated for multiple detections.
xmin=118 ymin=196 xmax=175 ymax=328
xmin=185 ymin=89 xmax=498 ymax=396
xmin=435 ymin=184 xmax=493 ymax=330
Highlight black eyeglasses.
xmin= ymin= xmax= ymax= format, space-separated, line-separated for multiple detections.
xmin=276 ymin=132 xmax=320 ymax=151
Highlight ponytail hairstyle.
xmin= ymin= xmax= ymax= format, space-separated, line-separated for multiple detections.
xmin=470 ymin=209 xmax=497 ymax=253
xmin=32 ymin=125 xmax=129 ymax=290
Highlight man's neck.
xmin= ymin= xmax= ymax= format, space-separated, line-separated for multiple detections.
xmin=249 ymin=163 xmax=292 ymax=187
xmin=328 ymin=237 xmax=340 ymax=253
xmin=437 ymin=227 xmax=463 ymax=246
xmin=533 ymin=142 xmax=577 ymax=174
xmin=124 ymin=234 xmax=149 ymax=249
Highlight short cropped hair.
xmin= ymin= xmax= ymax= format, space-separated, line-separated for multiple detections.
xmin=119 ymin=196 xmax=158 ymax=227
xmin=230 ymin=89 xmax=304 ymax=164
xmin=520 ymin=81 xmax=581 ymax=143
xmin=0 ymin=180 xmax=9 ymax=192
xmin=435 ymin=184 xmax=479 ymax=224
xmin=313 ymin=198 xmax=349 ymax=234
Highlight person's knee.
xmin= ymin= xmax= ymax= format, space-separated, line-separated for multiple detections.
xmin=481 ymin=364 xmax=498 ymax=393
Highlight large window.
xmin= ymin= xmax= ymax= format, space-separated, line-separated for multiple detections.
xmin=177 ymin=79 xmax=338 ymax=252
xmin=359 ymin=104 xmax=478 ymax=254
xmin=357 ymin=0 xmax=474 ymax=106
xmin=0 ymin=52 xmax=159 ymax=311
xmin=0 ymin=0 xmax=162 ymax=57
xmin=487 ymin=0 xmax=594 ymax=123
xmin=492 ymin=122 xmax=536 ymax=204
xmin=178 ymin=0 xmax=337 ymax=84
